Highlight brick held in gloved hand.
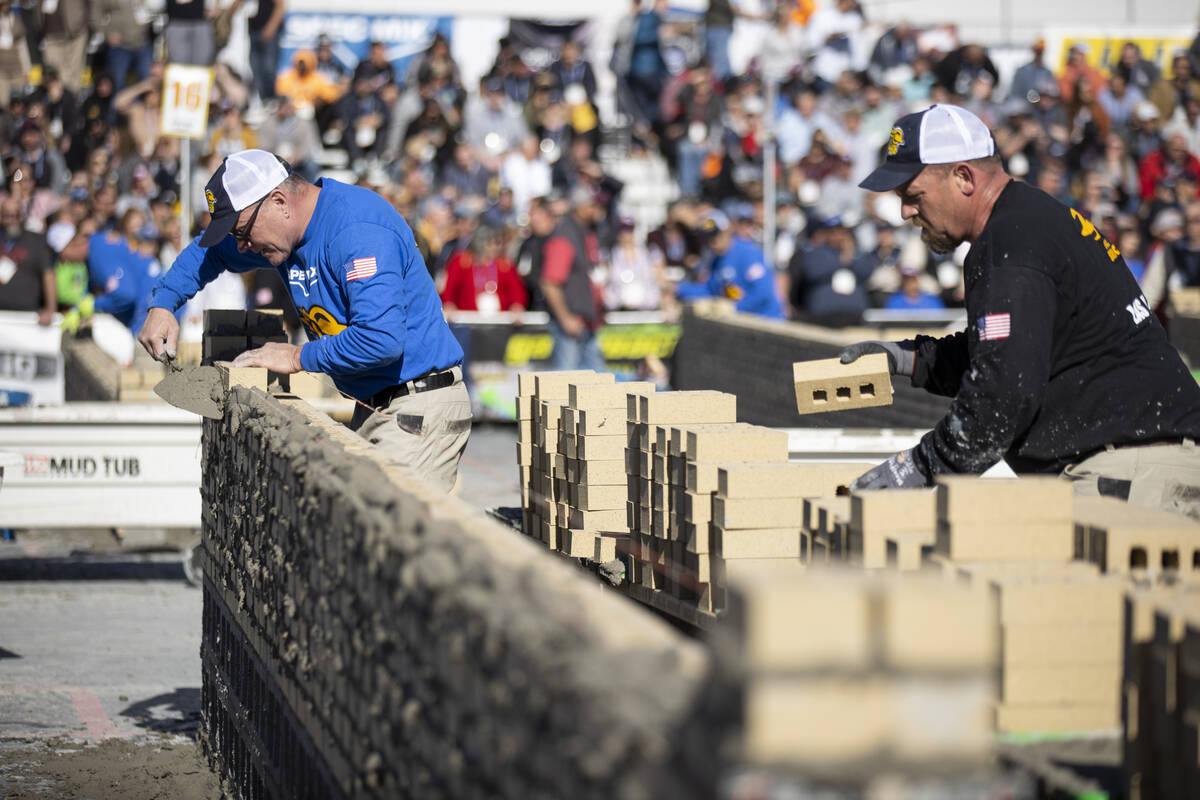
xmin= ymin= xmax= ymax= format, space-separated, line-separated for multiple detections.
xmin=792 ymin=353 xmax=894 ymax=416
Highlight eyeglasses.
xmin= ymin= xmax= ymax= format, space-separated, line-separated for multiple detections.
xmin=232 ymin=196 xmax=266 ymax=243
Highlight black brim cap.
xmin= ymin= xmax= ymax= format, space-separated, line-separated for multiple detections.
xmin=198 ymin=150 xmax=290 ymax=247
xmin=859 ymin=104 xmax=996 ymax=193
xmin=858 ymin=159 xmax=925 ymax=192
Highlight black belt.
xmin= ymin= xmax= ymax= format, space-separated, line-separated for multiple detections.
xmin=369 ymin=369 xmax=457 ymax=407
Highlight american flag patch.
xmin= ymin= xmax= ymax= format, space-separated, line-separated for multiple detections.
xmin=346 ymin=257 xmax=377 ymax=281
xmin=977 ymin=313 xmax=1011 ymax=341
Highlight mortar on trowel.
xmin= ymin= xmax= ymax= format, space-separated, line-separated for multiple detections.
xmin=153 ymin=357 xmax=228 ymax=419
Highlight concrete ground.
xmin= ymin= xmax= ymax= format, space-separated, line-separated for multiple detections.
xmin=0 ymin=422 xmax=519 ymax=797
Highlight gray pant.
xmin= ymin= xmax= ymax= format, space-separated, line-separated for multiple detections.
xmin=164 ymin=20 xmax=214 ymax=66
xmin=349 ymin=368 xmax=472 ymax=493
xmin=1062 ymin=439 xmax=1200 ymax=520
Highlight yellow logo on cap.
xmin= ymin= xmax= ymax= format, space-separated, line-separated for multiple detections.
xmin=887 ymin=127 xmax=904 ymax=156
xmin=205 ymin=189 xmax=216 ymax=213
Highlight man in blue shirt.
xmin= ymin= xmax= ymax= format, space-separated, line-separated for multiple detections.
xmin=677 ymin=210 xmax=784 ymax=319
xmin=137 ymin=150 xmax=470 ymax=492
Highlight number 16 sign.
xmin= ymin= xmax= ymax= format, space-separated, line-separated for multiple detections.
xmin=160 ymin=63 xmax=214 ymax=140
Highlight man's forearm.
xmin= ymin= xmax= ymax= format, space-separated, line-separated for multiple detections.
xmin=540 ymin=281 xmax=573 ymax=324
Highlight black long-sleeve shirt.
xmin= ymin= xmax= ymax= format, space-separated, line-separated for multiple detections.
xmin=911 ymin=179 xmax=1200 ymax=476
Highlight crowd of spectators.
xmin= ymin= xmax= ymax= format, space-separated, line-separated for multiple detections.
xmin=3 ymin=0 xmax=1200 ymax=369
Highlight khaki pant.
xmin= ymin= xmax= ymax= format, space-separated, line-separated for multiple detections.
xmin=349 ymin=370 xmax=472 ymax=494
xmin=42 ymin=32 xmax=88 ymax=92
xmin=1061 ymin=440 xmax=1200 ymax=521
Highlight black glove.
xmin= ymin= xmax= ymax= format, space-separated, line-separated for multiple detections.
xmin=850 ymin=448 xmax=930 ymax=490
xmin=839 ymin=339 xmax=916 ymax=377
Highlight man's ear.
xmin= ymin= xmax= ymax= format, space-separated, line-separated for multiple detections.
xmin=952 ymin=163 xmax=977 ymax=196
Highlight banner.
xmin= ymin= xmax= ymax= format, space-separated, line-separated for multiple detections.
xmin=450 ymin=311 xmax=681 ymax=421
xmin=279 ymin=13 xmax=454 ymax=79
xmin=0 ymin=311 xmax=64 ymax=406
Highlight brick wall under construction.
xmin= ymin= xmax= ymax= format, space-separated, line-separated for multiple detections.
xmin=673 ymin=308 xmax=951 ymax=428
xmin=197 ymin=387 xmax=721 ymax=800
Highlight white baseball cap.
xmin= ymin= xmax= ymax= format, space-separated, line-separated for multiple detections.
xmin=859 ymin=104 xmax=995 ymax=192
xmin=199 ymin=149 xmax=290 ymax=247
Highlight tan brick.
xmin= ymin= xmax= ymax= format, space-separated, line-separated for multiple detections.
xmin=576 ymin=434 xmax=627 ymax=461
xmin=567 ymin=380 xmax=656 ymax=409
xmin=1079 ymin=502 xmax=1200 ymax=577
xmin=638 ymin=390 xmax=737 ymax=424
xmin=531 ymin=370 xmax=612 ymax=399
xmin=282 ymin=370 xmax=327 ymax=399
xmin=595 ymin=532 xmax=622 ymax=562
xmin=936 ymin=476 xmax=1074 ymax=524
xmin=725 ymin=565 xmax=870 ymax=670
xmin=686 ymin=426 xmax=790 ymax=463
xmin=567 ymin=507 xmax=627 ymax=531
xmin=714 ymin=496 xmax=807 ymax=529
xmin=576 ymin=408 xmax=629 ymax=436
xmin=995 ymin=703 xmax=1121 ymax=734
xmin=742 ymin=677 xmax=888 ymax=766
xmin=716 ymin=527 xmax=807 ymax=559
xmin=624 ymin=448 xmax=648 ymax=478
xmin=816 ymin=497 xmax=851 ymax=538
xmin=1002 ymin=665 xmax=1120 ymax=706
xmin=560 ymin=528 xmax=597 ymax=558
xmin=964 ymin=570 xmax=1125 ymax=625
xmin=680 ymin=522 xmax=710 ymax=554
xmin=574 ymin=484 xmax=627 ymax=511
xmin=667 ymin=423 xmax=737 ymax=457
xmin=517 ymin=394 xmax=535 ymax=420
xmin=890 ymin=676 xmax=995 ymax=764
xmin=936 ymin=519 xmax=1074 ymax=562
xmin=885 ymin=531 xmax=935 ymax=571
xmin=516 ymin=440 xmax=533 ymax=466
xmin=847 ymin=487 xmax=936 ymax=569
xmin=1003 ymin=623 xmax=1123 ymax=666
xmin=216 ymin=363 xmax=268 ymax=391
xmin=792 ymin=354 xmax=893 ymax=416
xmin=538 ymin=401 xmax=565 ymax=429
xmin=686 ymin=462 xmax=722 ymax=493
xmin=681 ymin=490 xmax=712 ymax=525
xmin=651 ymin=453 xmax=667 ymax=484
xmin=717 ymin=462 xmax=842 ymax=498
xmin=880 ymin=573 xmax=999 ymax=671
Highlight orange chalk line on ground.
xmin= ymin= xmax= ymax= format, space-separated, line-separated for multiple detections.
xmin=66 ymin=687 xmax=119 ymax=741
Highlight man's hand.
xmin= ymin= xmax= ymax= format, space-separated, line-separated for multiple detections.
xmin=839 ymin=339 xmax=917 ymax=377
xmin=231 ymin=342 xmax=303 ymax=374
xmin=37 ymin=308 xmax=53 ymax=326
xmin=137 ymin=307 xmax=180 ymax=361
xmin=850 ymin=448 xmax=930 ymax=491
xmin=560 ymin=313 xmax=585 ymax=337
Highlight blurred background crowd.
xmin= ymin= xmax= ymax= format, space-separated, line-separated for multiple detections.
xmin=2 ymin=0 xmax=1200 ymax=366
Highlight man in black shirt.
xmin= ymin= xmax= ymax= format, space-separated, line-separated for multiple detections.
xmin=0 ymin=196 xmax=56 ymax=324
xmin=844 ymin=104 xmax=1200 ymax=517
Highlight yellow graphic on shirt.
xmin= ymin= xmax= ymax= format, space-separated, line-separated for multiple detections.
xmin=1069 ymin=208 xmax=1121 ymax=262
xmin=887 ymin=127 xmax=904 ymax=156
xmin=298 ymin=304 xmax=346 ymax=339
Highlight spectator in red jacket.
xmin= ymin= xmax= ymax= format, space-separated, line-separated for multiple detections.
xmin=1139 ymin=130 xmax=1200 ymax=201
xmin=440 ymin=225 xmax=528 ymax=314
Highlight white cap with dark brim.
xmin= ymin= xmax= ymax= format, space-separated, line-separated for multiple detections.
xmin=199 ymin=149 xmax=290 ymax=247
xmin=859 ymin=104 xmax=996 ymax=193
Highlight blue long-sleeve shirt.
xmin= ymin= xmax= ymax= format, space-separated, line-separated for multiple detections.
xmin=677 ymin=236 xmax=784 ymax=319
xmin=148 ymin=178 xmax=463 ymax=402
xmin=88 ymin=230 xmax=160 ymax=333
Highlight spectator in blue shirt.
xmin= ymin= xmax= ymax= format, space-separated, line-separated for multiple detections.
xmin=677 ymin=210 xmax=783 ymax=318
xmin=137 ymin=150 xmax=470 ymax=492
xmin=884 ymin=266 xmax=947 ymax=311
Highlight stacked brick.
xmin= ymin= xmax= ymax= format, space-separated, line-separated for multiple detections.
xmin=202 ymin=308 xmax=288 ymax=364
xmin=625 ymin=391 xmax=736 ymax=596
xmin=1123 ymin=585 xmax=1200 ymax=798
xmin=556 ymin=380 xmax=656 ymax=561
xmin=517 ymin=370 xmax=613 ymax=547
xmin=846 ymin=489 xmax=936 ymax=570
xmin=719 ymin=563 xmax=998 ymax=783
xmin=200 ymin=385 xmax=720 ymax=800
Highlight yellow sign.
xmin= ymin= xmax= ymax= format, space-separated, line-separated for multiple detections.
xmin=160 ymin=63 xmax=214 ymax=140
xmin=1055 ymin=34 xmax=1193 ymax=77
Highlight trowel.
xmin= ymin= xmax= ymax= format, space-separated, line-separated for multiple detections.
xmin=153 ymin=356 xmax=226 ymax=419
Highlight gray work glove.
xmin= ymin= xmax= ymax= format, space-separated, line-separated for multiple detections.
xmin=850 ymin=448 xmax=930 ymax=490
xmin=839 ymin=339 xmax=916 ymax=377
